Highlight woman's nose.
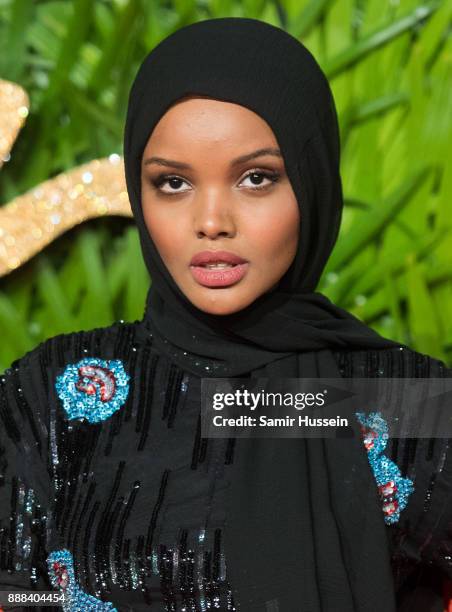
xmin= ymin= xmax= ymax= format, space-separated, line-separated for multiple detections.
xmin=193 ymin=190 xmax=236 ymax=239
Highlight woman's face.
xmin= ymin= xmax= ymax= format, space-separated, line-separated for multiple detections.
xmin=141 ymin=96 xmax=300 ymax=315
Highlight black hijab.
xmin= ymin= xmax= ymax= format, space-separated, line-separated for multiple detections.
xmin=124 ymin=17 xmax=406 ymax=611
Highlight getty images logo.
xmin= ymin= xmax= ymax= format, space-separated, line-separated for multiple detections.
xmin=212 ymin=388 xmax=327 ymax=411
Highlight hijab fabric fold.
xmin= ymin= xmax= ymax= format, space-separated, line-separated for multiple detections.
xmin=124 ymin=17 xmax=404 ymax=610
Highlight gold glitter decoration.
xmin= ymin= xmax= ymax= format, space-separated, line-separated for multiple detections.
xmin=0 ymin=79 xmax=29 ymax=168
xmin=0 ymin=79 xmax=133 ymax=277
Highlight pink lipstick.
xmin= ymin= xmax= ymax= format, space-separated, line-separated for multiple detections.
xmin=189 ymin=250 xmax=249 ymax=288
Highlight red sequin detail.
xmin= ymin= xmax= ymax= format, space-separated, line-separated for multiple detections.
xmin=53 ymin=561 xmax=70 ymax=589
xmin=382 ymin=500 xmax=399 ymax=516
xmin=76 ymin=366 xmax=116 ymax=402
xmin=379 ymin=480 xmax=397 ymax=497
xmin=360 ymin=425 xmax=377 ymax=450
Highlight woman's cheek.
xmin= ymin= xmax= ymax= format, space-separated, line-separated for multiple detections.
xmin=253 ymin=216 xmax=298 ymax=262
xmin=143 ymin=208 xmax=186 ymax=262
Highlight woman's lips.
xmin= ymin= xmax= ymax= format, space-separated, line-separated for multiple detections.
xmin=189 ymin=262 xmax=249 ymax=287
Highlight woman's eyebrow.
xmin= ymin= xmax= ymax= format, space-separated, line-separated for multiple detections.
xmin=143 ymin=147 xmax=282 ymax=170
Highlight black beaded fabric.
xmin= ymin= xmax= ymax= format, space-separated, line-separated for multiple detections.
xmin=1 ymin=319 xmax=452 ymax=611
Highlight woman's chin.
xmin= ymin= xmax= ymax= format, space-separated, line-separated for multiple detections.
xmin=187 ymin=289 xmax=257 ymax=316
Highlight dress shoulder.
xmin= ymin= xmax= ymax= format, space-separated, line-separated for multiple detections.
xmin=332 ymin=344 xmax=450 ymax=378
xmin=333 ymin=344 xmax=452 ymax=606
xmin=0 ymin=319 xmax=145 ymax=601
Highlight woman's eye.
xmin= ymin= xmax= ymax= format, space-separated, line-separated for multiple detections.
xmin=152 ymin=175 xmax=192 ymax=195
xmin=239 ymin=170 xmax=280 ymax=191
xmin=150 ymin=169 xmax=280 ymax=196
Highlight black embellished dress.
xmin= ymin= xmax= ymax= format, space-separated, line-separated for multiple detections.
xmin=0 ymin=318 xmax=451 ymax=612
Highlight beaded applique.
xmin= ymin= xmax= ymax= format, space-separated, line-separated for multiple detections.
xmin=355 ymin=411 xmax=415 ymax=525
xmin=55 ymin=358 xmax=130 ymax=423
xmin=47 ymin=548 xmax=117 ymax=610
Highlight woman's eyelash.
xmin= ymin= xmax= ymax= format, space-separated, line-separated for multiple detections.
xmin=240 ymin=169 xmax=280 ymax=191
xmin=151 ymin=174 xmax=186 ymax=193
xmin=149 ymin=169 xmax=281 ymax=195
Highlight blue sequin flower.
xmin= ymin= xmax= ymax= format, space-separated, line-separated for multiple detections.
xmin=47 ymin=548 xmax=117 ymax=611
xmin=355 ymin=411 xmax=414 ymax=525
xmin=55 ymin=357 xmax=130 ymax=424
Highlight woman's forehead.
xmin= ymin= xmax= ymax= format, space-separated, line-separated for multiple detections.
xmin=143 ymin=97 xmax=280 ymax=153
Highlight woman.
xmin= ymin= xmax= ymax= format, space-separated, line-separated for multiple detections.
xmin=0 ymin=16 xmax=451 ymax=612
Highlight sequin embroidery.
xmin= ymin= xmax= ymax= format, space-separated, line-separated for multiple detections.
xmin=47 ymin=548 xmax=117 ymax=610
xmin=55 ymin=358 xmax=130 ymax=423
xmin=355 ymin=411 xmax=415 ymax=525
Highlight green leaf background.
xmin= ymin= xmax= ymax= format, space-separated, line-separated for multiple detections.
xmin=0 ymin=0 xmax=451 ymax=371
